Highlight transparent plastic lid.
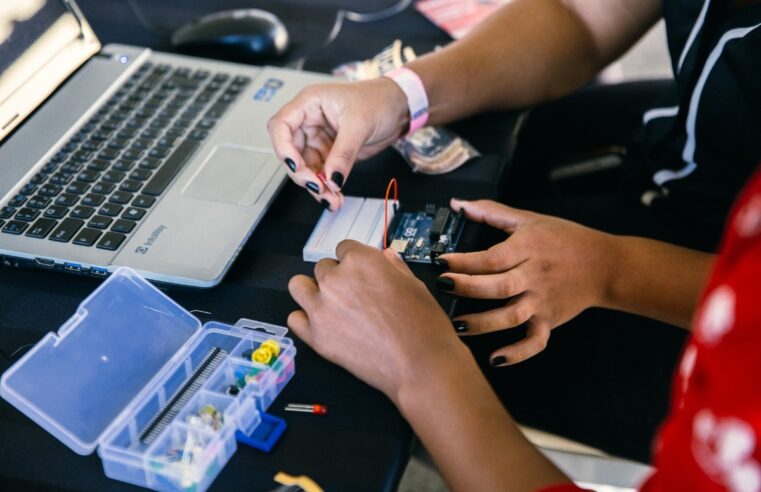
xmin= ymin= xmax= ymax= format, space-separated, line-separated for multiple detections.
xmin=0 ymin=268 xmax=201 ymax=455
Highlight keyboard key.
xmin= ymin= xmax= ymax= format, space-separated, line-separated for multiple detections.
xmin=113 ymin=160 xmax=136 ymax=172
xmin=138 ymin=158 xmax=161 ymax=170
xmin=49 ymin=218 xmax=84 ymax=243
xmin=26 ymin=218 xmax=57 ymax=238
xmin=111 ymin=219 xmax=136 ymax=234
xmin=148 ymin=147 xmax=170 ymax=159
xmin=141 ymin=129 xmax=160 ymax=140
xmin=99 ymin=203 xmax=123 ymax=217
xmin=122 ymin=207 xmax=146 ymax=221
xmin=30 ymin=173 xmax=47 ymax=185
xmin=73 ymin=228 xmax=102 ymax=247
xmin=98 ymin=148 xmax=120 ymax=160
xmin=188 ymin=129 xmax=208 ymax=141
xmin=205 ymin=103 xmax=230 ymax=119
xmin=27 ymin=196 xmax=51 ymax=209
xmin=8 ymin=194 xmax=26 ymax=207
xmin=143 ymin=140 xmax=199 ymax=196
xmin=91 ymin=182 xmax=115 ymax=195
xmin=88 ymin=215 xmax=113 ymax=230
xmin=15 ymin=207 xmax=39 ymax=222
xmin=107 ymin=137 xmax=130 ymax=150
xmin=131 ymin=138 xmax=152 ymax=150
xmin=196 ymin=118 xmax=216 ymax=130
xmin=71 ymin=150 xmax=94 ymax=163
xmin=71 ymin=206 xmax=95 ymax=220
xmin=0 ymin=206 xmax=15 ymax=219
xmin=109 ymin=191 xmax=133 ymax=204
xmin=91 ymin=130 xmax=112 ymax=141
xmin=117 ymin=128 xmax=137 ymax=139
xmin=19 ymin=183 xmax=37 ymax=195
xmin=44 ymin=206 xmax=69 ymax=219
xmin=122 ymin=149 xmax=144 ymax=161
xmin=119 ymin=180 xmax=142 ymax=193
xmin=2 ymin=220 xmax=28 ymax=235
xmin=81 ymin=140 xmax=103 ymax=152
xmin=49 ymin=172 xmax=73 ymax=185
xmin=132 ymin=195 xmax=156 ymax=208
xmin=55 ymin=193 xmax=78 ymax=207
xmin=61 ymin=162 xmax=83 ymax=173
xmin=233 ymin=75 xmax=251 ymax=85
xmin=76 ymin=170 xmax=100 ymax=183
xmin=102 ymin=170 xmax=125 ymax=183
xmin=39 ymin=184 xmax=62 ymax=197
xmin=66 ymin=182 xmax=90 ymax=195
xmin=87 ymin=159 xmax=110 ymax=172
xmin=81 ymin=193 xmax=106 ymax=207
xmin=97 ymin=232 xmax=127 ymax=251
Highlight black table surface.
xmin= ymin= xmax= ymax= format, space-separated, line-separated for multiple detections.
xmin=0 ymin=1 xmax=519 ymax=491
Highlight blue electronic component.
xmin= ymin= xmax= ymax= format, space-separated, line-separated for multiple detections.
xmin=236 ymin=412 xmax=287 ymax=452
xmin=387 ymin=205 xmax=465 ymax=263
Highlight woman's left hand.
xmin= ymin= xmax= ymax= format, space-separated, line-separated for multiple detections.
xmin=437 ymin=199 xmax=618 ymax=366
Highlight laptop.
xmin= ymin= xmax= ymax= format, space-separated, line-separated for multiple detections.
xmin=0 ymin=0 xmax=327 ymax=287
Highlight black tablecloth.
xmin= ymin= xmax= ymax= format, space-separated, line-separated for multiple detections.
xmin=0 ymin=1 xmax=518 ymax=490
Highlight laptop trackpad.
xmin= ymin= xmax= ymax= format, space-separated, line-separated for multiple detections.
xmin=182 ymin=145 xmax=276 ymax=206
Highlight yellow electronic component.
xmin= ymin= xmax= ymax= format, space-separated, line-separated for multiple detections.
xmin=252 ymin=346 xmax=273 ymax=365
xmin=274 ymin=472 xmax=324 ymax=492
xmin=260 ymin=339 xmax=281 ymax=358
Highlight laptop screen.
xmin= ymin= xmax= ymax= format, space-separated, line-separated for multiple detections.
xmin=0 ymin=1 xmax=82 ymax=107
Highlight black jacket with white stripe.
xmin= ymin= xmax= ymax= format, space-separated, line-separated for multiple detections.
xmin=637 ymin=0 xmax=761 ymax=229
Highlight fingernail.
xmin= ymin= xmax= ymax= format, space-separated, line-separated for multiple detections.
xmin=320 ymin=199 xmax=331 ymax=211
xmin=436 ymin=276 xmax=455 ymax=291
xmin=453 ymin=320 xmax=468 ymax=333
xmin=305 ymin=181 xmax=320 ymax=193
xmin=434 ymin=258 xmax=448 ymax=268
xmin=284 ymin=158 xmax=296 ymax=172
xmin=331 ymin=171 xmax=345 ymax=189
xmin=491 ymin=356 xmax=507 ymax=367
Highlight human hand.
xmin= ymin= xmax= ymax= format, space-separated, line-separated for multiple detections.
xmin=437 ymin=199 xmax=617 ymax=366
xmin=267 ymin=78 xmax=409 ymax=211
xmin=287 ymin=240 xmax=470 ymax=403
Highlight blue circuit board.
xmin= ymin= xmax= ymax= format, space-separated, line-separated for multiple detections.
xmin=388 ymin=205 xmax=465 ymax=263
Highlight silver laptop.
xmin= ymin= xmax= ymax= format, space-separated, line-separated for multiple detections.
xmin=0 ymin=0 xmax=327 ymax=287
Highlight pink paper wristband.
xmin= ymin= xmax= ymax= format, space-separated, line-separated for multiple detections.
xmin=383 ymin=67 xmax=429 ymax=136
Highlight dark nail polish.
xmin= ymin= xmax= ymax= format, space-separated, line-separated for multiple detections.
xmin=305 ymin=181 xmax=320 ymax=193
xmin=331 ymin=171 xmax=345 ymax=189
xmin=436 ymin=276 xmax=455 ymax=291
xmin=491 ymin=356 xmax=507 ymax=367
xmin=434 ymin=258 xmax=449 ymax=269
xmin=284 ymin=158 xmax=296 ymax=172
xmin=453 ymin=320 xmax=468 ymax=333
xmin=320 ymin=199 xmax=331 ymax=211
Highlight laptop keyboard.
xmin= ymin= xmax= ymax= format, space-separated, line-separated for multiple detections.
xmin=0 ymin=61 xmax=251 ymax=252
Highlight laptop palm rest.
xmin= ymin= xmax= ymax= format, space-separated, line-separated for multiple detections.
xmin=182 ymin=145 xmax=276 ymax=206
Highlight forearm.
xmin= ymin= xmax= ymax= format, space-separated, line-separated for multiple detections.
xmin=406 ymin=0 xmax=659 ymax=125
xmin=396 ymin=344 xmax=571 ymax=492
xmin=600 ymin=235 xmax=715 ymax=329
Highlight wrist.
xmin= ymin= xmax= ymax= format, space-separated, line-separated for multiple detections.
xmin=594 ymin=232 xmax=626 ymax=310
xmin=393 ymin=338 xmax=478 ymax=413
xmin=383 ymin=67 xmax=429 ymax=136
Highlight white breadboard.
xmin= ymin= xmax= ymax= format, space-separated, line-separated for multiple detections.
xmin=303 ymin=196 xmax=398 ymax=262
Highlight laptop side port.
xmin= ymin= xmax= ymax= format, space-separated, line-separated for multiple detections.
xmin=34 ymin=257 xmax=56 ymax=268
xmin=63 ymin=262 xmax=82 ymax=273
xmin=90 ymin=266 xmax=109 ymax=277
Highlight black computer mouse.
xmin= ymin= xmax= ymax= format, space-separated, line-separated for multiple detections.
xmin=171 ymin=9 xmax=289 ymax=63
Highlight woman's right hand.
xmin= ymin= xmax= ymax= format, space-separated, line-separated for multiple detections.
xmin=267 ymin=77 xmax=410 ymax=211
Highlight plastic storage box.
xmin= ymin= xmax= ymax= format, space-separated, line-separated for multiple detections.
xmin=0 ymin=267 xmax=296 ymax=492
